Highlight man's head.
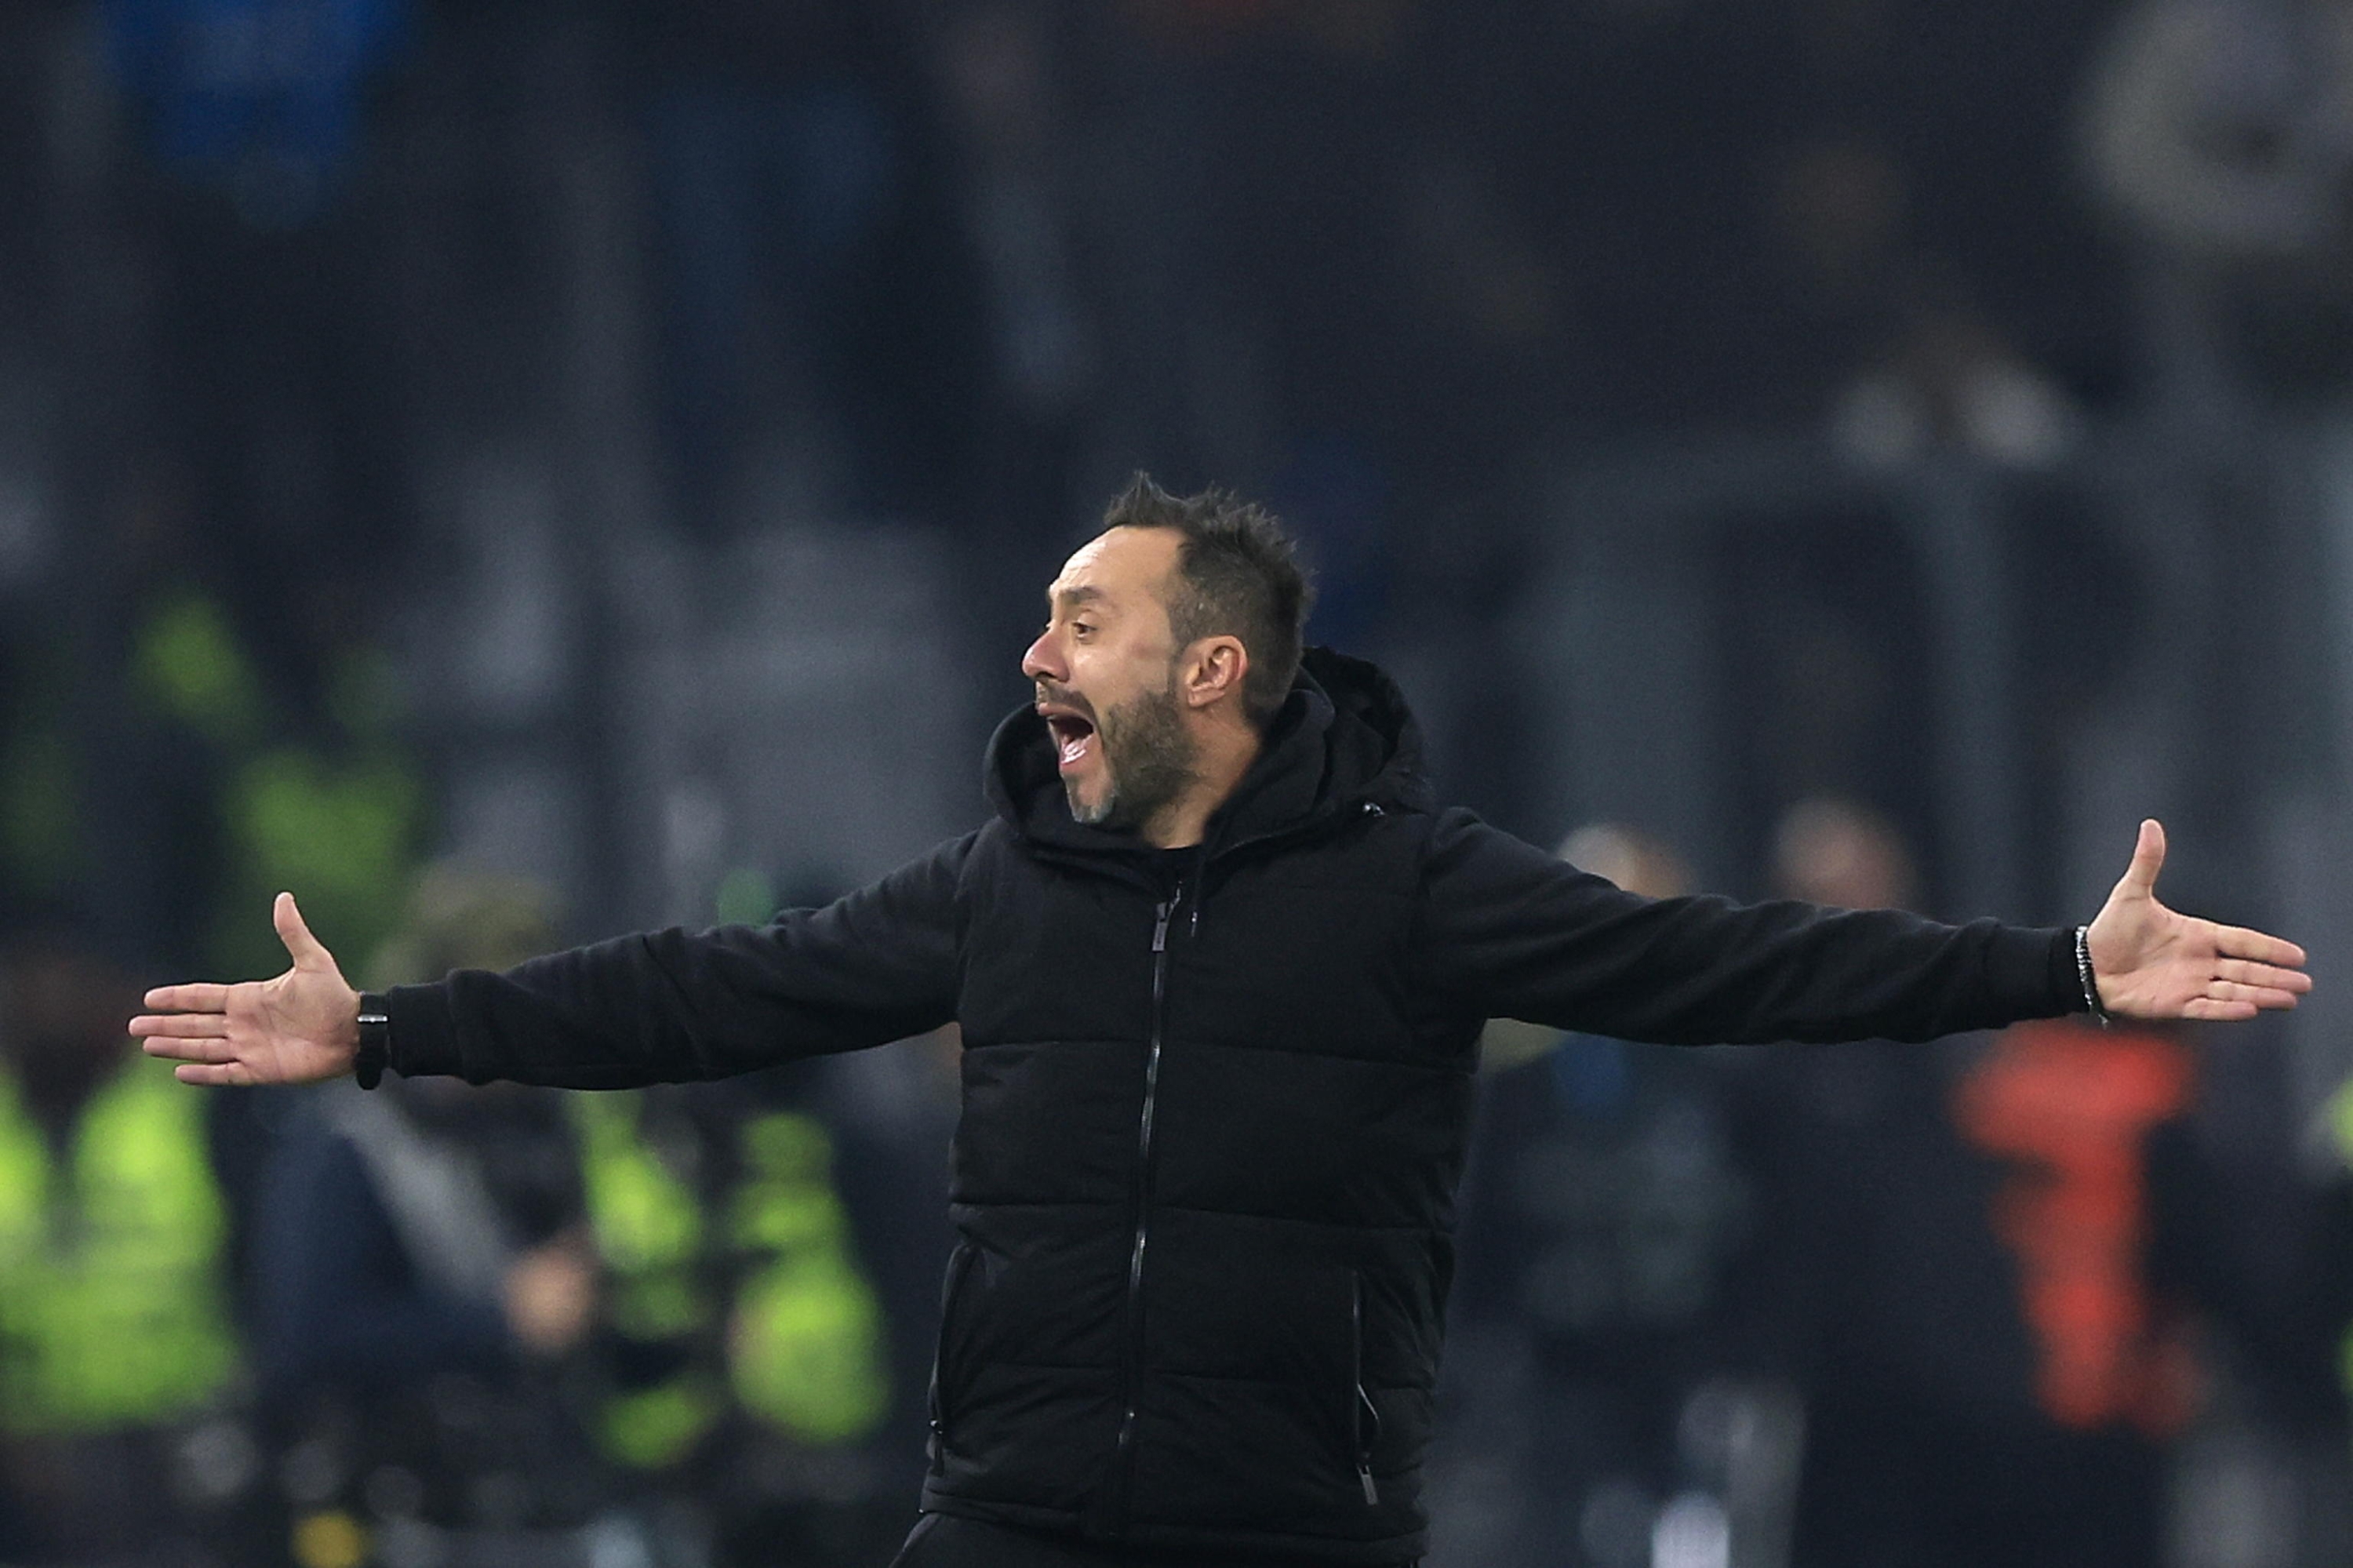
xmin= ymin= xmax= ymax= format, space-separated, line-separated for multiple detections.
xmin=1772 ymin=796 xmax=1918 ymax=911
xmin=1021 ymin=475 xmax=1312 ymax=835
xmin=1 ymin=928 xmax=139 ymax=1132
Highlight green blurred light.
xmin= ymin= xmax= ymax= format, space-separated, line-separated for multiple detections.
xmin=715 ymin=865 xmax=775 ymax=926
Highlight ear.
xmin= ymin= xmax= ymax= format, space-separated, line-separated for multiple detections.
xmin=1179 ymin=635 xmax=1250 ymax=712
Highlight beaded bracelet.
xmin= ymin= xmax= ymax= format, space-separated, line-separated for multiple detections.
xmin=2074 ymin=926 xmax=2111 ymax=1028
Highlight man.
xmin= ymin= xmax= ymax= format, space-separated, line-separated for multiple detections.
xmin=1761 ymin=800 xmax=2191 ymax=1568
xmin=2 ymin=923 xmax=249 ymax=1564
xmin=134 ymin=475 xmax=2312 ymax=1568
xmin=249 ymin=869 xmax=604 ymax=1561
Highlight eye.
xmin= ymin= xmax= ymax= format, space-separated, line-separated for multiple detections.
xmin=1071 ymin=621 xmax=1096 ymax=638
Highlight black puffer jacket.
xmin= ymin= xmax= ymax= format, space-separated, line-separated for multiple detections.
xmin=386 ymin=649 xmax=2082 ymax=1563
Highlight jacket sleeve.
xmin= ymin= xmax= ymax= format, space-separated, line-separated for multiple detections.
xmin=1413 ymin=809 xmax=2082 ymax=1045
xmin=383 ymin=832 xmax=974 ymax=1088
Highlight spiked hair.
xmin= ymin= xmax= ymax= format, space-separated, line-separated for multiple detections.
xmin=1098 ymin=473 xmax=1315 ymax=729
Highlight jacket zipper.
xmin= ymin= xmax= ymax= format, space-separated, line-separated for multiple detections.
xmin=928 ymin=1241 xmax=979 ymax=1475
xmin=1111 ymin=882 xmax=1182 ymax=1523
xmin=1352 ymin=1270 xmax=1381 ymax=1505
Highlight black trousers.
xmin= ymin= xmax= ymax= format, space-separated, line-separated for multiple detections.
xmin=887 ymin=1512 xmax=1416 ymax=1568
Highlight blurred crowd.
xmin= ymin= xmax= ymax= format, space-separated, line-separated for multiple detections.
xmin=7 ymin=0 xmax=2353 ymax=1565
xmin=0 ymin=868 xmax=962 ymax=1568
xmin=1438 ymin=807 xmax=2353 ymax=1568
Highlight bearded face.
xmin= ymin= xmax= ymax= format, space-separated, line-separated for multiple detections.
xmin=1024 ymin=528 xmax=1215 ymax=838
xmin=1038 ymin=667 xmax=1200 ymax=831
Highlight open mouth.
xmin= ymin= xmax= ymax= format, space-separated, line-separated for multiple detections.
xmin=1043 ymin=710 xmax=1097 ymax=772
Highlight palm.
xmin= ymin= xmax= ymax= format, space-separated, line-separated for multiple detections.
xmin=131 ymin=893 xmax=361 ymax=1086
xmin=236 ymin=968 xmax=359 ymax=1080
xmin=2085 ymin=820 xmax=2310 ymax=1023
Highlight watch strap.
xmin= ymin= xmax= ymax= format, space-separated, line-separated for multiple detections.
xmin=355 ymin=993 xmax=391 ymax=1090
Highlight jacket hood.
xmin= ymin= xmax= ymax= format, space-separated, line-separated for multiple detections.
xmin=984 ymin=646 xmax=1435 ymax=857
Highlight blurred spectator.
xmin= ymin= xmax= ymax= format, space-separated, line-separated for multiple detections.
xmin=1751 ymin=130 xmax=2083 ymax=471
xmin=254 ymin=866 xmax=939 ymax=1566
xmin=0 ymin=922 xmax=258 ymax=1566
xmin=257 ymin=1079 xmax=603 ymax=1563
xmin=96 ymin=489 xmax=425 ymax=1379
xmin=252 ymin=869 xmax=606 ymax=1565
xmin=571 ymin=1076 xmax=908 ymax=1568
xmin=2084 ymin=0 xmax=2353 ymax=267
xmin=0 ymin=638 xmax=85 ymax=918
xmin=1441 ymin=824 xmax=1802 ymax=1568
xmin=2083 ymin=0 xmax=2353 ymax=397
xmin=1770 ymin=795 xmax=1917 ymax=911
xmin=1767 ymin=797 xmax=2205 ymax=1568
xmin=456 ymin=864 xmax=918 ymax=1568
xmin=1825 ymin=273 xmax=2086 ymax=472
xmin=1715 ymin=515 xmax=1940 ymax=908
xmin=114 ymin=499 xmax=423 ymax=989
xmin=202 ymin=646 xmax=423 ymax=991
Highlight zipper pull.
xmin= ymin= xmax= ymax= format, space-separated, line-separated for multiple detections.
xmin=1152 ymin=900 xmax=1171 ymax=953
xmin=1358 ymin=1461 xmax=1379 ymax=1506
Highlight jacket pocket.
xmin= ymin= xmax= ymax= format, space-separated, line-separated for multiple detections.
xmin=928 ymin=1241 xmax=980 ymax=1475
xmin=1351 ymin=1269 xmax=1381 ymax=1506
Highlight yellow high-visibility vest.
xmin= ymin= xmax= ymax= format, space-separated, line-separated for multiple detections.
xmin=727 ymin=1111 xmax=890 ymax=1446
xmin=570 ymin=1090 xmax=722 ymax=1468
xmin=570 ymin=1094 xmax=889 ymax=1466
xmin=0 ymin=1055 xmax=238 ymax=1433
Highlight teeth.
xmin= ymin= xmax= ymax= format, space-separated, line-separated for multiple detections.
xmin=1061 ymin=732 xmax=1086 ymax=765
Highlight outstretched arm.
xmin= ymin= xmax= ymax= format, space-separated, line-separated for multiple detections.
xmin=135 ymin=833 xmax=977 ymax=1090
xmin=1417 ymin=810 xmax=2309 ymax=1046
xmin=2086 ymin=819 xmax=2310 ymax=1020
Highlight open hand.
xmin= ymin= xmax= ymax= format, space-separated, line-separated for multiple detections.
xmin=2085 ymin=820 xmax=2311 ymax=1021
xmin=129 ymin=893 xmax=362 ymax=1086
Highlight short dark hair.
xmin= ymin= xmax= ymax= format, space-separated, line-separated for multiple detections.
xmin=1099 ymin=473 xmax=1315 ymax=729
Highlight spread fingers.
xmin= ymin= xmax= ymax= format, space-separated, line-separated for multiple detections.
xmin=142 ymin=1036 xmax=237 ymax=1064
xmin=143 ymin=984 xmax=232 ymax=1013
xmin=173 ymin=1062 xmax=251 ymax=1087
xmin=129 ymin=1013 xmax=231 ymax=1039
xmin=2213 ymin=924 xmax=2308 ymax=970
xmin=2182 ymin=997 xmax=2260 ymax=1022
xmin=2215 ymin=959 xmax=2313 ymax=995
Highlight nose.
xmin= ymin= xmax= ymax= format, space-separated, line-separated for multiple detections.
xmin=1022 ymin=625 xmax=1064 ymax=683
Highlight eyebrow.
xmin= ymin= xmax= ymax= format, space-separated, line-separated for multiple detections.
xmin=1050 ymin=584 xmax=1109 ymax=611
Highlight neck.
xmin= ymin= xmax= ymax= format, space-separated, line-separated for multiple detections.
xmin=1141 ymin=720 xmax=1263 ymax=849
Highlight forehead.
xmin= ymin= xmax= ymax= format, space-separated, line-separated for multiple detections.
xmin=1047 ymin=526 xmax=1179 ymax=606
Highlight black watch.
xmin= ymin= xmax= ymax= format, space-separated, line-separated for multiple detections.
xmin=355 ymin=993 xmax=391 ymax=1090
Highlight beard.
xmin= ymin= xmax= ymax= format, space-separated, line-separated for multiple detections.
xmin=1071 ymin=676 xmax=1199 ymax=832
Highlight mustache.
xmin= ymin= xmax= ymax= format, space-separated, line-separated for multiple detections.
xmin=1035 ymin=682 xmax=1096 ymax=722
